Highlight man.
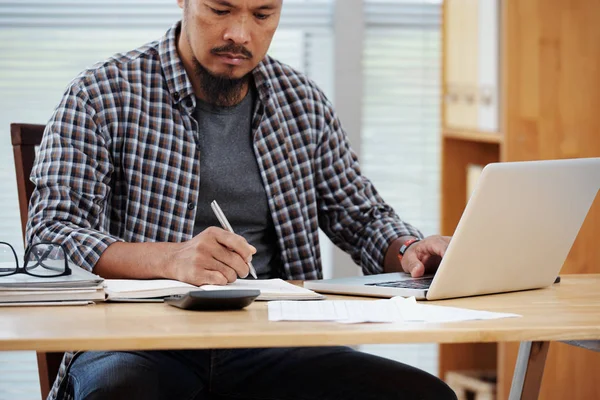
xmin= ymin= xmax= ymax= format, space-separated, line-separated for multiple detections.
xmin=27 ymin=0 xmax=456 ymax=399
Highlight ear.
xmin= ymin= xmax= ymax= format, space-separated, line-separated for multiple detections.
xmin=176 ymin=0 xmax=185 ymax=10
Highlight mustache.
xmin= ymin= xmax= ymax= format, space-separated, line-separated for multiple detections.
xmin=211 ymin=44 xmax=253 ymax=59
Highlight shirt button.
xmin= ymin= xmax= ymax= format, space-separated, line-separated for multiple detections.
xmin=173 ymin=91 xmax=180 ymax=101
xmin=187 ymin=202 xmax=195 ymax=211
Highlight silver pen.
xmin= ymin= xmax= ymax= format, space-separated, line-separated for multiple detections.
xmin=210 ymin=200 xmax=258 ymax=279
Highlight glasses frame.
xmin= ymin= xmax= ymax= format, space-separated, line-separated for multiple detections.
xmin=0 ymin=241 xmax=72 ymax=278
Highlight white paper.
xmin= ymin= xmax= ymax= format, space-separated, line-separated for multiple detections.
xmin=202 ymin=279 xmax=310 ymax=293
xmin=103 ymin=279 xmax=195 ymax=300
xmin=268 ymin=296 xmax=520 ymax=324
xmin=105 ymin=279 xmax=194 ymax=293
xmin=201 ymin=279 xmax=325 ymax=300
xmin=402 ymin=303 xmax=520 ymax=323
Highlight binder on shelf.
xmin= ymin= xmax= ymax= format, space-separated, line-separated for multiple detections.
xmin=444 ymin=0 xmax=499 ymax=133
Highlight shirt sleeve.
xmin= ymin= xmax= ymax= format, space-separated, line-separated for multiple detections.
xmin=314 ymin=105 xmax=423 ymax=275
xmin=26 ymin=80 xmax=122 ymax=272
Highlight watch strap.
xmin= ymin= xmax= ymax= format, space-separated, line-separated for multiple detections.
xmin=397 ymin=237 xmax=420 ymax=262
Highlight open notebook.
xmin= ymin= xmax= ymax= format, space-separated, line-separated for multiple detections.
xmin=104 ymin=278 xmax=325 ymax=302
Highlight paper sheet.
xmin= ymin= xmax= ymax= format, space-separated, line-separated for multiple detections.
xmin=201 ymin=279 xmax=325 ymax=300
xmin=268 ymin=296 xmax=520 ymax=324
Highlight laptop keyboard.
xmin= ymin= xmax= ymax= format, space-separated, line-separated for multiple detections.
xmin=366 ymin=277 xmax=434 ymax=290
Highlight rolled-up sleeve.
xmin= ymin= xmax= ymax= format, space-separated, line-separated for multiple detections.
xmin=26 ymin=80 xmax=122 ymax=272
xmin=315 ymin=106 xmax=423 ymax=275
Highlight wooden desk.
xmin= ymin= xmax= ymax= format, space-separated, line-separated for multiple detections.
xmin=1 ymin=275 xmax=599 ymax=399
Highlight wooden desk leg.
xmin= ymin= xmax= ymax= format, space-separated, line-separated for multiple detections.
xmin=508 ymin=341 xmax=550 ymax=400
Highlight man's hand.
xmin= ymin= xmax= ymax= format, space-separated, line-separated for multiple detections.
xmin=396 ymin=235 xmax=451 ymax=277
xmin=168 ymin=227 xmax=256 ymax=286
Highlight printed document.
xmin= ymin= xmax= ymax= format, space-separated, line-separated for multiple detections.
xmin=268 ymin=296 xmax=520 ymax=324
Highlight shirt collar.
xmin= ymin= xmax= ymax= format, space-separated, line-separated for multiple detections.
xmin=158 ymin=21 xmax=275 ymax=109
xmin=158 ymin=22 xmax=195 ymax=107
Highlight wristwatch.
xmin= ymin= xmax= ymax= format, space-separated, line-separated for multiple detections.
xmin=397 ymin=237 xmax=420 ymax=262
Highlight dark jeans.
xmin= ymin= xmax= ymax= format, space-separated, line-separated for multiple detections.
xmin=65 ymin=347 xmax=457 ymax=400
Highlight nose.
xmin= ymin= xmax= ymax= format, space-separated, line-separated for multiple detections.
xmin=223 ymin=14 xmax=251 ymax=45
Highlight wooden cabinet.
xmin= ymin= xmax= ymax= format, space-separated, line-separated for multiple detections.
xmin=440 ymin=0 xmax=600 ymax=399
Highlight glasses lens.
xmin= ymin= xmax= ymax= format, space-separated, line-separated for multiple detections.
xmin=25 ymin=243 xmax=66 ymax=277
xmin=0 ymin=243 xmax=17 ymax=276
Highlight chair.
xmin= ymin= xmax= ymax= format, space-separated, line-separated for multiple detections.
xmin=11 ymin=123 xmax=64 ymax=399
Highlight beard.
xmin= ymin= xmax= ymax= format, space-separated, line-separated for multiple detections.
xmin=182 ymin=5 xmax=253 ymax=107
xmin=191 ymin=56 xmax=251 ymax=107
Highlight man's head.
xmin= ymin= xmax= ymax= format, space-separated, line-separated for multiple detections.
xmin=177 ymin=0 xmax=282 ymax=106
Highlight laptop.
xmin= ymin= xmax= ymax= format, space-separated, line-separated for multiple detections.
xmin=304 ymin=158 xmax=600 ymax=300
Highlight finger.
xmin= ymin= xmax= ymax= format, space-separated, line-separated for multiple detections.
xmin=213 ymin=229 xmax=256 ymax=263
xmin=409 ymin=262 xmax=425 ymax=278
xmin=401 ymin=252 xmax=426 ymax=278
xmin=199 ymin=269 xmax=228 ymax=286
xmin=424 ymin=236 xmax=450 ymax=258
xmin=212 ymin=245 xmax=250 ymax=278
xmin=421 ymin=253 xmax=443 ymax=273
xmin=205 ymin=258 xmax=239 ymax=283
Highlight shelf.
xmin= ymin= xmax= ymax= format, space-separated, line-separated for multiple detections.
xmin=443 ymin=128 xmax=503 ymax=144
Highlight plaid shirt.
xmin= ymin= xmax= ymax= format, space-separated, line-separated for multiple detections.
xmin=27 ymin=22 xmax=421 ymax=400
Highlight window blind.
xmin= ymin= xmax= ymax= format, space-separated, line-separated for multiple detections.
xmin=358 ymin=0 xmax=442 ymax=377
xmin=362 ymin=0 xmax=441 ymax=237
xmin=0 ymin=1 xmax=333 ymax=398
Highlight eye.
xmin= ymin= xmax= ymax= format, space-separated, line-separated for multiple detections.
xmin=209 ymin=7 xmax=229 ymax=16
xmin=254 ymin=13 xmax=271 ymax=20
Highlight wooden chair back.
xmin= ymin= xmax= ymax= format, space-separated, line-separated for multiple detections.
xmin=10 ymin=123 xmax=64 ymax=399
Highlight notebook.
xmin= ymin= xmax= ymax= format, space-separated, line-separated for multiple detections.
xmin=104 ymin=278 xmax=325 ymax=302
xmin=0 ymin=263 xmax=105 ymax=304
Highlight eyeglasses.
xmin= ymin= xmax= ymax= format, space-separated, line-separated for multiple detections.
xmin=0 ymin=241 xmax=72 ymax=278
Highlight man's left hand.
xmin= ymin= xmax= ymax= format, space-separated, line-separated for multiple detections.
xmin=400 ymin=235 xmax=451 ymax=278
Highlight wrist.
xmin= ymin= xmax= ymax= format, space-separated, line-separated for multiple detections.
xmin=162 ymin=242 xmax=182 ymax=280
xmin=384 ymin=235 xmax=419 ymax=273
xmin=397 ymin=237 xmax=420 ymax=262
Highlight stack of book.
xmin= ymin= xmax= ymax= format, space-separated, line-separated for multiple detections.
xmin=0 ymin=264 xmax=105 ymax=306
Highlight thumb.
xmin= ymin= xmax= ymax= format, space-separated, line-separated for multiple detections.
xmin=408 ymin=262 xmax=425 ymax=278
xmin=402 ymin=253 xmax=425 ymax=278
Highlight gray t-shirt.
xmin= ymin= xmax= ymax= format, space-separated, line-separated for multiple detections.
xmin=192 ymin=88 xmax=282 ymax=279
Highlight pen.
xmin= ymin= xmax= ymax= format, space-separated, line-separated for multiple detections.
xmin=210 ymin=200 xmax=258 ymax=279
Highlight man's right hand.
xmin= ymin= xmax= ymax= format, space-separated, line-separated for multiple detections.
xmin=169 ymin=227 xmax=256 ymax=286
xmin=94 ymin=228 xmax=256 ymax=286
